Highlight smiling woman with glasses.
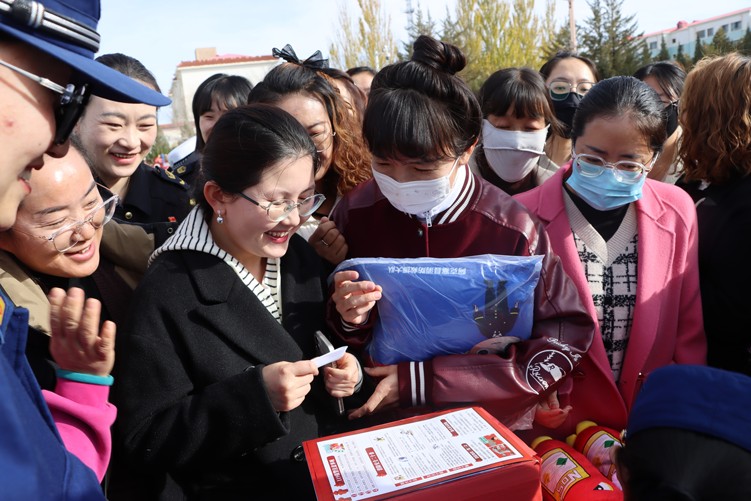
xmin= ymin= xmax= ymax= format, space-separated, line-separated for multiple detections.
xmin=13 ymin=193 xmax=118 ymax=253
xmin=248 ymin=54 xmax=372 ymax=251
xmin=0 ymin=145 xmax=135 ymax=390
xmin=514 ymin=76 xmax=706 ymax=438
xmin=113 ymin=104 xmax=366 ymax=500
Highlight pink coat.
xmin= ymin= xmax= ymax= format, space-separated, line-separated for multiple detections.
xmin=514 ymin=165 xmax=706 ymax=437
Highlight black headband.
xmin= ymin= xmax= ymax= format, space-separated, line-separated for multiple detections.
xmin=0 ymin=0 xmax=100 ymax=52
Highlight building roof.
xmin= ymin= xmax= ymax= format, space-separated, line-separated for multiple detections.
xmin=177 ymin=54 xmax=276 ymax=68
xmin=642 ymin=7 xmax=751 ymax=38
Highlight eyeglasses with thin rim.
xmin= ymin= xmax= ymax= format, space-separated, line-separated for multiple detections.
xmin=548 ymin=80 xmax=595 ymax=101
xmin=0 ymin=57 xmax=90 ymax=145
xmin=311 ymin=129 xmax=336 ymax=153
xmin=572 ymin=152 xmax=656 ymax=184
xmin=13 ymin=194 xmax=119 ymax=253
xmin=236 ymin=192 xmax=326 ymax=222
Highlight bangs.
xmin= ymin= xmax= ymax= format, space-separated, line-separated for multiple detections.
xmin=363 ymin=88 xmax=458 ymax=161
xmin=483 ymin=79 xmax=547 ymax=120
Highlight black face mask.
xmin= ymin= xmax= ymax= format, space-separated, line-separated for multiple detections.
xmin=552 ymin=93 xmax=583 ymax=139
xmin=664 ymin=101 xmax=679 ymax=138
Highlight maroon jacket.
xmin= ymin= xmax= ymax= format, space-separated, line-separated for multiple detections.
xmin=328 ymin=169 xmax=595 ymax=427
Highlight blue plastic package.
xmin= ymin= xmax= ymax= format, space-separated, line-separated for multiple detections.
xmin=332 ymin=254 xmax=543 ymax=364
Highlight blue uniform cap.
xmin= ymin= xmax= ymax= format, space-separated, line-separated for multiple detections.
xmin=627 ymin=365 xmax=751 ymax=453
xmin=0 ymin=0 xmax=169 ymax=106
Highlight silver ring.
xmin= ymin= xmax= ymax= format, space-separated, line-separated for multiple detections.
xmin=321 ymin=239 xmax=330 ymax=247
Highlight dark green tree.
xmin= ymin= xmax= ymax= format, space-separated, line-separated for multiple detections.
xmin=400 ymin=2 xmax=440 ymax=60
xmin=657 ymin=36 xmax=670 ymax=60
xmin=675 ymin=44 xmax=691 ymax=70
xmin=543 ymin=18 xmax=574 ymax=59
xmin=693 ymin=33 xmax=705 ymax=63
xmin=709 ymin=27 xmax=733 ymax=55
xmin=579 ymin=0 xmax=644 ymax=78
xmin=639 ymin=39 xmax=652 ymax=65
xmin=738 ymin=27 xmax=751 ymax=55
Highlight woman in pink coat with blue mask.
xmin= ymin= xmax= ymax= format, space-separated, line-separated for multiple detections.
xmin=514 ymin=76 xmax=706 ymax=438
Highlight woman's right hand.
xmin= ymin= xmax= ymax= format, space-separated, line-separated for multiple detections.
xmin=262 ymin=360 xmax=319 ymax=412
xmin=332 ymin=270 xmax=382 ymax=325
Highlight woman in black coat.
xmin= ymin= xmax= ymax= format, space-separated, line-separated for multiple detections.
xmin=676 ymin=53 xmax=751 ymax=376
xmin=112 ymin=105 xmax=364 ymax=499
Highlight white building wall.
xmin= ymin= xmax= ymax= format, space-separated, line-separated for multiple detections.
xmin=641 ymin=9 xmax=751 ymax=60
xmin=169 ymin=58 xmax=279 ymax=141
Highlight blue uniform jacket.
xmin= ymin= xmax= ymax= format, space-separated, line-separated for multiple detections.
xmin=0 ymin=285 xmax=104 ymax=500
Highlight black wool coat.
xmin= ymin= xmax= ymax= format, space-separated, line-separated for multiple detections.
xmin=112 ymin=236 xmax=346 ymax=500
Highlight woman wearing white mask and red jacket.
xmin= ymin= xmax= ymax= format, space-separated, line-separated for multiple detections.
xmin=471 ymin=67 xmax=562 ymax=196
xmin=327 ymin=36 xmax=595 ymax=431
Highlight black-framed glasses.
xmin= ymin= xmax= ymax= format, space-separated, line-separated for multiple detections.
xmin=0 ymin=57 xmax=90 ymax=145
xmin=548 ymin=80 xmax=595 ymax=101
xmin=15 ymin=194 xmax=118 ymax=253
xmin=572 ymin=152 xmax=656 ymax=184
xmin=237 ymin=192 xmax=326 ymax=222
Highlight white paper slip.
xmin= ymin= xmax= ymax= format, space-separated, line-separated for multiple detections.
xmin=312 ymin=346 xmax=347 ymax=368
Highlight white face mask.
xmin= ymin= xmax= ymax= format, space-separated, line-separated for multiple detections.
xmin=372 ymin=157 xmax=460 ymax=216
xmin=481 ymin=119 xmax=548 ymax=183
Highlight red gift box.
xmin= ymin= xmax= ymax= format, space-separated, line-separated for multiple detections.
xmin=304 ymin=407 xmax=541 ymax=501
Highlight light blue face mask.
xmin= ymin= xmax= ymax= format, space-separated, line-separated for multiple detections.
xmin=566 ymin=157 xmax=648 ymax=211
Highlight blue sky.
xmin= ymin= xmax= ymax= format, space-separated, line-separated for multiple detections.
xmin=97 ymin=0 xmax=751 ymax=121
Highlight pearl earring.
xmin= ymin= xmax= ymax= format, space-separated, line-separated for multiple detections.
xmin=216 ymin=211 xmax=224 ymax=224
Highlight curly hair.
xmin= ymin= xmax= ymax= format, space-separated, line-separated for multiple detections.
xmin=248 ymin=63 xmax=371 ymax=195
xmin=679 ymin=53 xmax=751 ymax=184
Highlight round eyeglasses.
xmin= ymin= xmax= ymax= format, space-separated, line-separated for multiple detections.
xmin=16 ymin=195 xmax=119 ymax=253
xmin=548 ymin=80 xmax=595 ymax=101
xmin=572 ymin=152 xmax=655 ymax=184
xmin=236 ymin=192 xmax=326 ymax=222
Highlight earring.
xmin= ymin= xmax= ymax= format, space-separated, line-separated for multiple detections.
xmin=216 ymin=210 xmax=224 ymax=224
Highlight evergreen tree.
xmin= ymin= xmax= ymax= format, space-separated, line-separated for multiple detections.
xmin=693 ymin=33 xmax=705 ymax=64
xmin=544 ymin=18 xmax=574 ymax=59
xmin=709 ymin=27 xmax=733 ymax=55
xmin=400 ymin=2 xmax=439 ymax=61
xmin=675 ymin=44 xmax=691 ymax=71
xmin=738 ymin=27 xmax=751 ymax=55
xmin=639 ymin=39 xmax=652 ymax=65
xmin=579 ymin=0 xmax=643 ymax=78
xmin=657 ymin=36 xmax=670 ymax=60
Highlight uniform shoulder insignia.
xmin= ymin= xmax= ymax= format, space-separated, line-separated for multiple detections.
xmin=153 ymin=166 xmax=189 ymax=190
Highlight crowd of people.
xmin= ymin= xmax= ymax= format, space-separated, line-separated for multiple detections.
xmin=1 ymin=1 xmax=750 ymax=500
